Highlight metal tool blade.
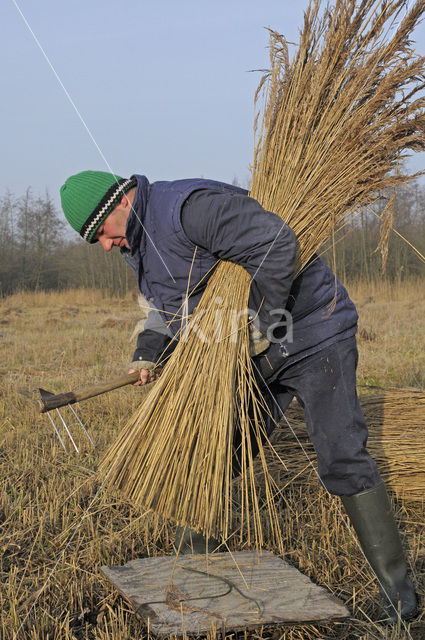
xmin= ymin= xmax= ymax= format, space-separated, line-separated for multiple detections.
xmin=55 ymin=408 xmax=79 ymax=453
xmin=46 ymin=411 xmax=68 ymax=452
xmin=68 ymin=404 xmax=95 ymax=448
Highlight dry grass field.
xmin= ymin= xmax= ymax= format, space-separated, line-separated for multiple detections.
xmin=0 ymin=280 xmax=424 ymax=640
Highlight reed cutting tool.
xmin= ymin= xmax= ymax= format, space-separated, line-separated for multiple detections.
xmin=37 ymin=371 xmax=144 ymax=453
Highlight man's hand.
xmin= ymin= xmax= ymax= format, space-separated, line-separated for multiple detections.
xmin=128 ymin=368 xmax=161 ymax=386
xmin=128 ymin=360 xmax=162 ymax=386
xmin=249 ymin=321 xmax=270 ymax=357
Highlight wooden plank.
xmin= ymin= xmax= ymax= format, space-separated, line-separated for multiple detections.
xmin=101 ymin=551 xmax=349 ymax=636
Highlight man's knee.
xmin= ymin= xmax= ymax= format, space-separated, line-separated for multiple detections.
xmin=318 ymin=456 xmax=382 ymax=496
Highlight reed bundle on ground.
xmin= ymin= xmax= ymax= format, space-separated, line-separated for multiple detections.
xmin=258 ymin=387 xmax=425 ymax=503
xmin=100 ymin=0 xmax=425 ymax=543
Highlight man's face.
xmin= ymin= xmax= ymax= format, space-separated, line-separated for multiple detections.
xmin=95 ymin=209 xmax=130 ymax=252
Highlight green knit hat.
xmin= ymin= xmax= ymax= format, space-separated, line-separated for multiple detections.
xmin=60 ymin=170 xmax=137 ymax=243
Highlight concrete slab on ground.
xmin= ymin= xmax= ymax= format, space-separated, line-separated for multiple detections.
xmin=101 ymin=550 xmax=350 ymax=636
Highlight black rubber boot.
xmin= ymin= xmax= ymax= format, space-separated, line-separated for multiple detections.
xmin=341 ymin=482 xmax=417 ymax=622
xmin=174 ymin=526 xmax=220 ymax=555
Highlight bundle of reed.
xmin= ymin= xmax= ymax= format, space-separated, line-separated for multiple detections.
xmin=259 ymin=387 xmax=425 ymax=503
xmin=100 ymin=0 xmax=425 ymax=543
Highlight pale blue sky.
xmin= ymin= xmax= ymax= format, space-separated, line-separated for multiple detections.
xmin=2 ymin=1 xmax=425 ymax=212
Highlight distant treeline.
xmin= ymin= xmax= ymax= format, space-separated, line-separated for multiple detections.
xmin=1 ymin=183 xmax=424 ymax=297
xmin=320 ymin=182 xmax=425 ymax=282
xmin=0 ymin=188 xmax=135 ymax=297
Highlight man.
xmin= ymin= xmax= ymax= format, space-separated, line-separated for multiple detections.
xmin=60 ymin=170 xmax=416 ymax=621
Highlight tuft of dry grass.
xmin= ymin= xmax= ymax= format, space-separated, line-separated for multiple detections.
xmin=100 ymin=0 xmax=425 ymax=544
xmin=1 ymin=286 xmax=424 ymax=639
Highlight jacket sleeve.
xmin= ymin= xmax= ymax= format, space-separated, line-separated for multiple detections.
xmin=131 ymin=309 xmax=176 ymax=365
xmin=181 ymin=189 xmax=297 ymax=335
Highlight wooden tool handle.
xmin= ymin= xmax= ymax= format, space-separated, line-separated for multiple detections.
xmin=39 ymin=371 xmax=141 ymax=413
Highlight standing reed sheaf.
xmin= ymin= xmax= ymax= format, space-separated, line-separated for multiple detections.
xmin=100 ymin=0 xmax=425 ymax=546
xmin=260 ymin=387 xmax=425 ymax=503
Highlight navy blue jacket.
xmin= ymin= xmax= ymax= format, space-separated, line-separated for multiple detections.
xmin=122 ymin=175 xmax=358 ymax=372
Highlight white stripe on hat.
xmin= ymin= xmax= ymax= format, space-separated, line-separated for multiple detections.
xmin=82 ymin=178 xmax=133 ymax=241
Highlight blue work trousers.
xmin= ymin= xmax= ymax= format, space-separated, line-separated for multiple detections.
xmin=246 ymin=336 xmax=382 ymax=496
